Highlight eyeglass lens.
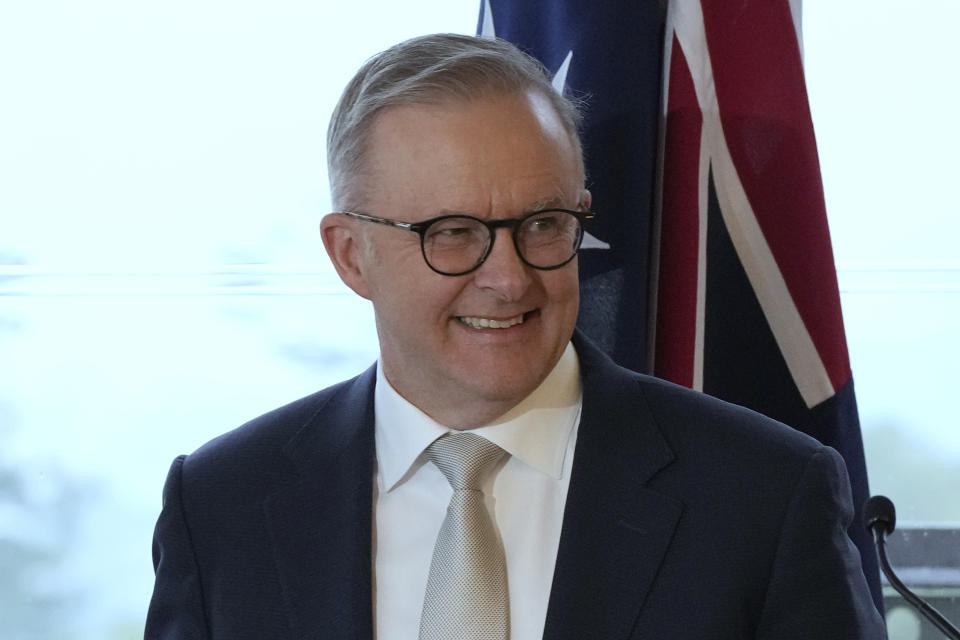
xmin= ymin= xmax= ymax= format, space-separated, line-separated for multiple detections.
xmin=422 ymin=210 xmax=582 ymax=275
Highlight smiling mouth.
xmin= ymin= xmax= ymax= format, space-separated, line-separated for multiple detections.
xmin=457 ymin=313 xmax=527 ymax=329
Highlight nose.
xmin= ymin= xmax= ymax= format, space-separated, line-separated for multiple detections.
xmin=471 ymin=227 xmax=532 ymax=301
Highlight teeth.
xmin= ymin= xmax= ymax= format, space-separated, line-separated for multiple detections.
xmin=458 ymin=314 xmax=525 ymax=329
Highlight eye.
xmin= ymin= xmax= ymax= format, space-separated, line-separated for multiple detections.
xmin=529 ymin=217 xmax=557 ymax=231
xmin=525 ymin=212 xmax=566 ymax=235
xmin=425 ymin=217 xmax=486 ymax=246
xmin=435 ymin=226 xmax=472 ymax=237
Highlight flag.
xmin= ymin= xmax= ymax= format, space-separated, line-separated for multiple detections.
xmin=653 ymin=0 xmax=881 ymax=612
xmin=478 ymin=0 xmax=666 ymax=373
xmin=480 ymin=0 xmax=883 ymax=613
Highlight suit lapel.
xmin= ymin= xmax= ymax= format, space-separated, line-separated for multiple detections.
xmin=543 ymin=335 xmax=682 ymax=640
xmin=264 ymin=366 xmax=377 ymax=640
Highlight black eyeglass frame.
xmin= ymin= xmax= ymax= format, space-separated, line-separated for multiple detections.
xmin=337 ymin=208 xmax=596 ymax=276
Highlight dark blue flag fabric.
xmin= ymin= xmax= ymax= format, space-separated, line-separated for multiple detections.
xmin=480 ymin=0 xmax=883 ymax=614
xmin=478 ymin=0 xmax=666 ymax=373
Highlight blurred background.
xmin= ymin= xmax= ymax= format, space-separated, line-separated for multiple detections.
xmin=0 ymin=1 xmax=957 ymax=637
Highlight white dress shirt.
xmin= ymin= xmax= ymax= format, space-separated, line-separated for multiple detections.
xmin=372 ymin=342 xmax=582 ymax=640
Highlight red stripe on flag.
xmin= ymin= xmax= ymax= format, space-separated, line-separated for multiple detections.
xmin=654 ymin=37 xmax=702 ymax=388
xmin=699 ymin=1 xmax=851 ymax=391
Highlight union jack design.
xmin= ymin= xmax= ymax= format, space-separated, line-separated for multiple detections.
xmin=652 ymin=1 xmax=881 ymax=610
xmin=653 ymin=0 xmax=846 ymax=405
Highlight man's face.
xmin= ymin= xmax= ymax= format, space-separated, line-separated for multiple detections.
xmin=341 ymin=90 xmax=587 ymax=427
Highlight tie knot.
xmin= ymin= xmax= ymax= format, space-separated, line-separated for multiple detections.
xmin=426 ymin=432 xmax=505 ymax=490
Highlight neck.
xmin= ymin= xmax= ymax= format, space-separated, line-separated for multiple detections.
xmin=381 ymin=373 xmax=525 ymax=430
xmin=378 ymin=343 xmax=577 ymax=430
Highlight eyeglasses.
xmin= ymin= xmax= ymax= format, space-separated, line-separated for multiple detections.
xmin=338 ymin=208 xmax=595 ymax=276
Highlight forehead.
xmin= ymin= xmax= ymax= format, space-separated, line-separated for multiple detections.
xmin=360 ymin=91 xmax=583 ymax=217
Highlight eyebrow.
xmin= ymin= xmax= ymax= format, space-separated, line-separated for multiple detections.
xmin=525 ymin=195 xmax=570 ymax=212
xmin=431 ymin=195 xmax=576 ymax=219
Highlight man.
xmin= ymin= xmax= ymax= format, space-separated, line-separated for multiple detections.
xmin=146 ymin=34 xmax=884 ymax=639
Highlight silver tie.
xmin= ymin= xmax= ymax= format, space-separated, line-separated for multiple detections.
xmin=418 ymin=432 xmax=509 ymax=640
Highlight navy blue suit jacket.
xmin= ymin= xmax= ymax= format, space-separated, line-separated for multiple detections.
xmin=145 ymin=332 xmax=884 ymax=638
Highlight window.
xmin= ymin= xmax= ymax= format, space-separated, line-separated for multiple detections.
xmin=1 ymin=1 xmax=956 ymax=637
xmin=805 ymin=2 xmax=960 ymax=636
xmin=0 ymin=2 xmax=476 ymax=636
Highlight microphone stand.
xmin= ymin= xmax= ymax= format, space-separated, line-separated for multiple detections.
xmin=866 ymin=495 xmax=960 ymax=640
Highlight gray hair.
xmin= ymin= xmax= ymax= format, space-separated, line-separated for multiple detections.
xmin=327 ymin=33 xmax=585 ymax=210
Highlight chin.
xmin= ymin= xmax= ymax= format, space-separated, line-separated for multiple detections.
xmin=458 ymin=359 xmax=550 ymax=403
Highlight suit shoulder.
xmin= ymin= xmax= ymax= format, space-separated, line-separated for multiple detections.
xmin=180 ymin=367 xmax=374 ymax=483
xmin=628 ymin=369 xmax=827 ymax=462
xmin=575 ymin=333 xmax=825 ymax=461
xmin=600 ymin=369 xmax=849 ymax=524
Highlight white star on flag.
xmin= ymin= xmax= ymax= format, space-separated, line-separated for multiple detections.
xmin=480 ymin=0 xmax=610 ymax=251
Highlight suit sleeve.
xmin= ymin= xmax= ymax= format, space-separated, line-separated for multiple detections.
xmin=756 ymin=446 xmax=886 ymax=639
xmin=144 ymin=455 xmax=210 ymax=639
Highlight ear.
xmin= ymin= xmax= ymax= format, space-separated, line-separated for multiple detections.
xmin=320 ymin=213 xmax=372 ymax=300
xmin=580 ymin=188 xmax=592 ymax=210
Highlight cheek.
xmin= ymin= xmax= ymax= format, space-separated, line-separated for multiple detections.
xmin=383 ymin=274 xmax=465 ymax=329
xmin=545 ymin=269 xmax=580 ymax=307
xmin=544 ymin=272 xmax=581 ymax=336
xmin=365 ymin=242 xmax=438 ymax=307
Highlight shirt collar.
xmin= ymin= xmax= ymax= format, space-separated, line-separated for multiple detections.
xmin=375 ymin=342 xmax=582 ymax=492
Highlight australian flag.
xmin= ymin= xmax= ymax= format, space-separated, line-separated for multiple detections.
xmin=480 ymin=0 xmax=883 ymax=613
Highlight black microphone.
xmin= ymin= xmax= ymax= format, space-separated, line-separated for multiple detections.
xmin=864 ymin=495 xmax=960 ymax=640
